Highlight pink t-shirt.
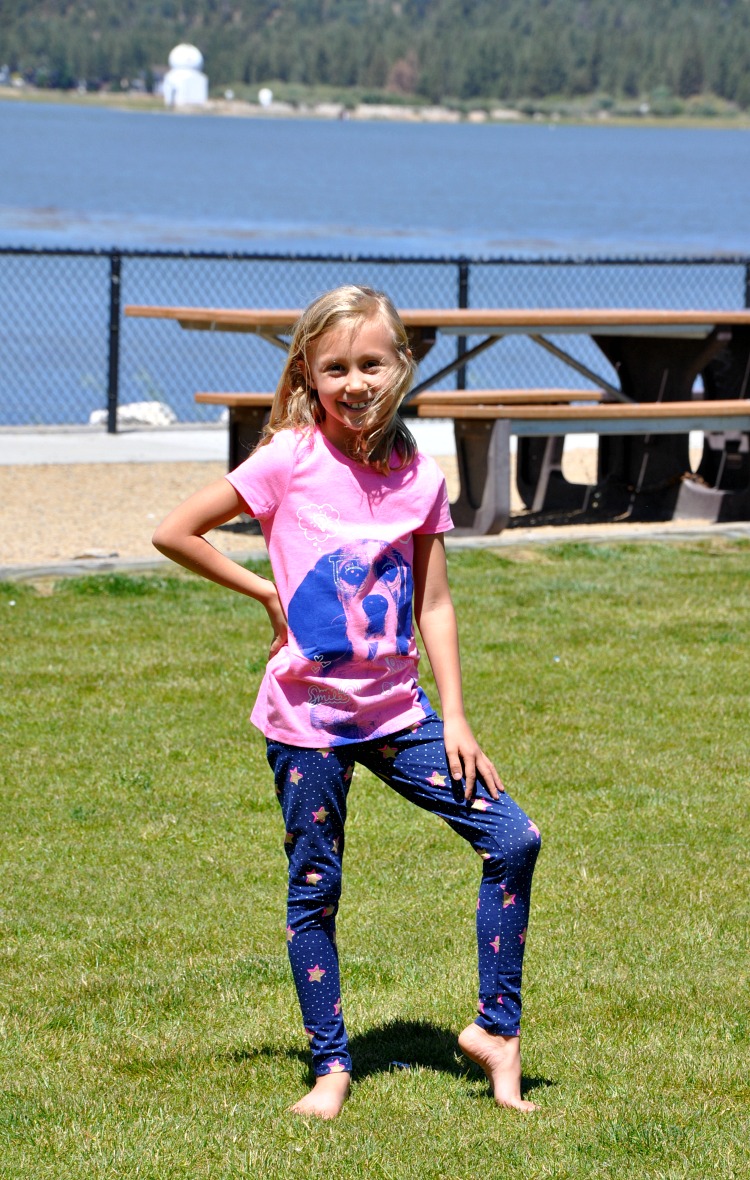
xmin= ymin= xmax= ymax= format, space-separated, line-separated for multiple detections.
xmin=226 ymin=427 xmax=453 ymax=747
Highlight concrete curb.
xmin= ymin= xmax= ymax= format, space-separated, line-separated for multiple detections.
xmin=446 ymin=520 xmax=750 ymax=549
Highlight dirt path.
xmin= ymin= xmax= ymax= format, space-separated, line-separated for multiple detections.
xmin=0 ymin=451 xmax=601 ymax=570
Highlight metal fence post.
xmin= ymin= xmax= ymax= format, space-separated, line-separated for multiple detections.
xmin=456 ymin=259 xmax=470 ymax=389
xmin=106 ymin=251 xmax=122 ymax=433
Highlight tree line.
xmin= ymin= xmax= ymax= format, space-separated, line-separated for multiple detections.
xmin=2 ymin=0 xmax=750 ymax=108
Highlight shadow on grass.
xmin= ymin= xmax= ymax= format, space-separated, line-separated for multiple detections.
xmin=222 ymin=1019 xmax=555 ymax=1098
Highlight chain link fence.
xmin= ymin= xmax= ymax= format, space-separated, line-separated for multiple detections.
xmin=1 ymin=247 xmax=749 ymax=429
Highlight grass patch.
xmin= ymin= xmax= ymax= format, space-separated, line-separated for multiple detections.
xmin=2 ymin=541 xmax=749 ymax=1177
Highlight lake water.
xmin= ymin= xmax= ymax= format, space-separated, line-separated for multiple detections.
xmin=2 ymin=101 xmax=750 ymax=427
xmin=3 ymin=100 xmax=750 ymax=255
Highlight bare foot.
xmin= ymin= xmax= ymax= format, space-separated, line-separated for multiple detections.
xmin=289 ymin=1071 xmax=351 ymax=1120
xmin=458 ymin=1023 xmax=538 ymax=1111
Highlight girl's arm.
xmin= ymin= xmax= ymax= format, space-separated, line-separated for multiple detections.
xmin=152 ymin=477 xmax=287 ymax=655
xmin=413 ymin=532 xmax=503 ymax=801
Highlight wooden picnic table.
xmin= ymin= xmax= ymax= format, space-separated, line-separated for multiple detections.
xmin=125 ymin=304 xmax=750 ymax=532
xmin=124 ymin=302 xmax=750 ymax=408
xmin=124 ymin=303 xmax=750 ymax=396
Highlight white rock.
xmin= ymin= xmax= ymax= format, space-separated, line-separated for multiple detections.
xmin=490 ymin=107 xmax=522 ymax=121
xmin=352 ymin=104 xmax=420 ymax=121
xmin=89 ymin=401 xmax=178 ymax=428
xmin=314 ymin=103 xmax=345 ymax=119
xmin=420 ymin=106 xmax=461 ymax=123
xmin=259 ymin=101 xmax=296 ymax=116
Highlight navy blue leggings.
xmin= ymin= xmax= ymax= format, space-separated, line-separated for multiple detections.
xmin=267 ymin=715 xmax=541 ymax=1077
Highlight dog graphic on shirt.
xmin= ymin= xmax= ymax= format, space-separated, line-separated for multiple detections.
xmin=287 ymin=540 xmax=414 ymax=737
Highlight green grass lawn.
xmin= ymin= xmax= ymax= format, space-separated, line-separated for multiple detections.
xmin=2 ymin=540 xmax=749 ymax=1178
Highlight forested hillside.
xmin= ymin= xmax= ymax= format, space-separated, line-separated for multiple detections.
xmin=2 ymin=0 xmax=750 ymax=108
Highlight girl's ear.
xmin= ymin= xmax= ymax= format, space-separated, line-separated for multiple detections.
xmin=405 ymin=347 xmax=413 ymax=361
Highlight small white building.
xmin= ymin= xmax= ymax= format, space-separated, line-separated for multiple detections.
xmin=163 ymin=44 xmax=208 ymax=107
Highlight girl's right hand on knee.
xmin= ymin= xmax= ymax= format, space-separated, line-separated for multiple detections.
xmin=444 ymin=715 xmax=504 ymax=801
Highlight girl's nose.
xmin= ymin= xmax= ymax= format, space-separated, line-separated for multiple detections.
xmin=345 ymin=371 xmax=367 ymax=392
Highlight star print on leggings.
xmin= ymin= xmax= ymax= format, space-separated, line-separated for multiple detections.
xmin=267 ymin=713 xmax=540 ymax=1080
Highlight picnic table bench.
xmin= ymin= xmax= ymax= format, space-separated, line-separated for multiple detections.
xmin=126 ymin=303 xmax=750 ymax=533
xmin=194 ymin=387 xmax=603 ymax=469
xmin=195 ymin=389 xmax=750 ymax=533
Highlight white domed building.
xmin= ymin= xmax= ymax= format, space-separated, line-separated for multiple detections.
xmin=163 ymin=44 xmax=208 ymax=107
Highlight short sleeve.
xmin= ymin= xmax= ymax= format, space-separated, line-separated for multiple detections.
xmin=413 ymin=457 xmax=454 ymax=534
xmin=225 ymin=431 xmax=297 ymax=520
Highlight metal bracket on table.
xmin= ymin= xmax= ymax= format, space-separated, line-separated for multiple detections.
xmin=256 ymin=331 xmax=291 ymax=351
xmin=528 ymin=334 xmax=628 ymax=402
xmin=182 ymin=318 xmax=291 ymax=351
xmin=402 ymin=335 xmax=503 ymax=403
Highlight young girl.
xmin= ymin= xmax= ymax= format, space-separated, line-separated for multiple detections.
xmin=153 ymin=285 xmax=541 ymax=1119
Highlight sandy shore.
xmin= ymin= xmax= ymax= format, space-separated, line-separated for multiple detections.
xmin=3 ymin=88 xmax=747 ymax=130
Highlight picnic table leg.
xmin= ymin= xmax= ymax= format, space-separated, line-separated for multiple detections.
xmin=695 ymin=326 xmax=750 ymax=497
xmin=591 ymin=331 xmax=729 ymax=521
xmin=228 ymin=405 xmax=270 ymax=471
xmin=516 ymin=435 xmax=593 ymax=514
xmin=450 ymin=419 xmax=511 ymax=535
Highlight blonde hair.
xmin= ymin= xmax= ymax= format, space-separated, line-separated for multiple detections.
xmin=261 ymin=284 xmax=417 ymax=472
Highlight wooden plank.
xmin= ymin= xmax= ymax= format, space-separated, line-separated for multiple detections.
xmin=415 ymin=399 xmax=750 ymax=421
xmin=195 ymin=392 xmax=275 ymax=405
xmin=126 ymin=305 xmax=299 ymax=332
xmin=194 ymin=388 xmax=605 ymax=408
xmin=405 ymin=309 xmax=750 ymax=329
xmin=126 ymin=304 xmax=750 ymax=332
xmin=407 ymin=388 xmax=604 ymax=405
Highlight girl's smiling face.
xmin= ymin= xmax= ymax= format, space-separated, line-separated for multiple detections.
xmin=308 ymin=316 xmax=402 ymax=452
